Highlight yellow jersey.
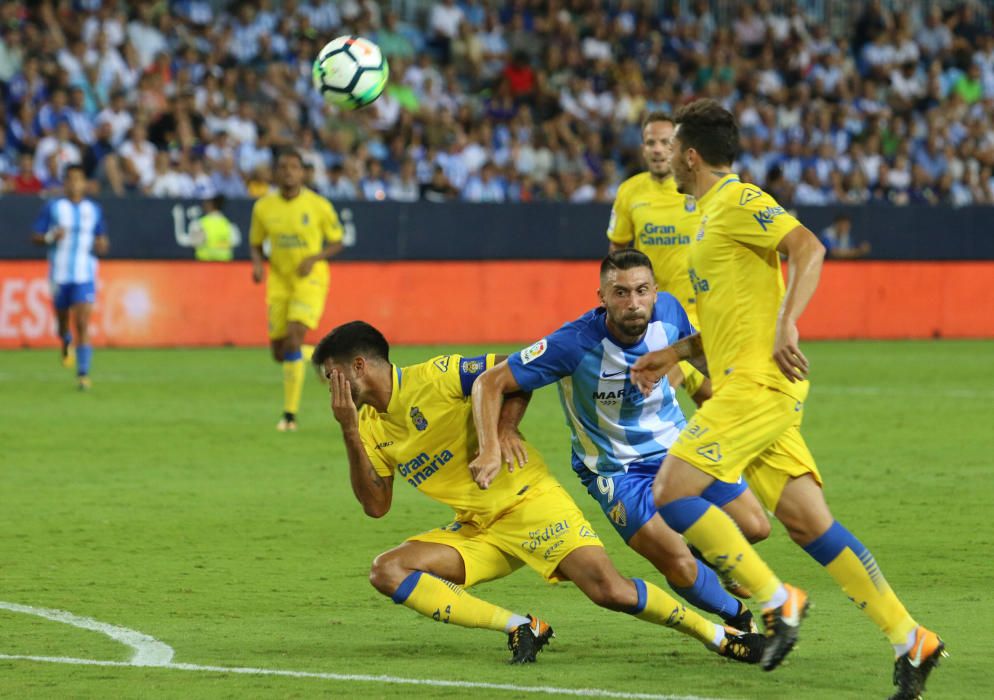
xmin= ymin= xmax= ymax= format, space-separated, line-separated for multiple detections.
xmin=249 ymin=188 xmax=343 ymax=279
xmin=358 ymin=354 xmax=555 ymax=527
xmin=690 ymin=173 xmax=807 ymax=400
xmin=607 ymin=172 xmax=700 ymax=322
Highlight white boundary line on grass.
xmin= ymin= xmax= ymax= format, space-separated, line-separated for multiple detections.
xmin=0 ymin=601 xmax=174 ymax=665
xmin=0 ymin=601 xmax=725 ymax=700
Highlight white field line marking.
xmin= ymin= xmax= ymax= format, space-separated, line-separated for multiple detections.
xmin=0 ymin=601 xmax=173 ymax=666
xmin=0 ymin=601 xmax=727 ymax=700
xmin=0 ymin=654 xmax=724 ymax=700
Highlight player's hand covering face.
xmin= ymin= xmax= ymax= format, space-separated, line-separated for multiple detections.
xmin=326 ymin=366 xmax=360 ymax=431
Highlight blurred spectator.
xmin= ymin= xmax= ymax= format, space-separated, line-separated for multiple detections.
xmin=421 ymin=165 xmax=457 ymax=202
xmin=118 ymin=124 xmax=156 ymax=191
xmin=7 ymin=152 xmax=44 ymax=195
xmin=323 ymin=163 xmax=358 ymax=201
xmin=34 ymin=120 xmax=80 ymax=183
xmin=211 ymin=156 xmax=247 ymax=199
xmin=387 ymin=158 xmax=420 ymax=202
xmin=245 ymin=164 xmax=272 ymax=198
xmin=819 ymin=215 xmax=871 ymax=258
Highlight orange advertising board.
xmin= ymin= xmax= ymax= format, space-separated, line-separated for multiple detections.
xmin=1 ymin=260 xmax=992 ymax=348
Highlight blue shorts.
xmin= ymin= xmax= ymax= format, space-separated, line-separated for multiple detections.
xmin=53 ymin=281 xmax=96 ymax=310
xmin=573 ymin=455 xmax=747 ymax=542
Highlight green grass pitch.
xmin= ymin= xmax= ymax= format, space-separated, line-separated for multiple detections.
xmin=1 ymin=341 xmax=991 ymax=699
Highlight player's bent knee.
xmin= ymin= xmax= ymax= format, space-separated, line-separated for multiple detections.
xmin=743 ymin=514 xmax=772 ymax=544
xmin=368 ymin=553 xmax=406 ymax=597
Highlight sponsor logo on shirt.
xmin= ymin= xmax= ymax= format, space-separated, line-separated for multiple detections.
xmin=753 ymin=205 xmax=787 ymax=231
xmin=689 ymin=268 xmax=710 ymax=294
xmin=638 ymin=223 xmax=689 ymax=246
xmin=398 ymin=449 xmax=453 ymax=486
xmin=520 ymin=338 xmax=547 ymax=365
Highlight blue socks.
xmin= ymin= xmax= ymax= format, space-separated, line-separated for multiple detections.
xmin=77 ymin=344 xmax=93 ymax=377
xmin=672 ymin=559 xmax=741 ymax=620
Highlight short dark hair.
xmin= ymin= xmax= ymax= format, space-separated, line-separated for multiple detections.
xmin=600 ymin=249 xmax=654 ymax=278
xmin=312 ymin=321 xmax=390 ymax=367
xmin=64 ymin=163 xmax=86 ymax=177
xmin=641 ymin=111 xmax=674 ymax=131
xmin=276 ymin=148 xmax=304 ymax=165
xmin=673 ymin=99 xmax=740 ymax=166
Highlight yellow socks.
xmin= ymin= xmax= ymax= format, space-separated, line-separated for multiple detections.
xmin=804 ymin=521 xmax=917 ymax=645
xmin=660 ymin=498 xmax=784 ymax=607
xmin=282 ymin=351 xmax=305 ymax=416
xmin=629 ymin=578 xmax=721 ymax=647
xmin=391 ymin=572 xmax=514 ymax=632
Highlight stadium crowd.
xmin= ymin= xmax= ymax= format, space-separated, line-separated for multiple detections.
xmin=1 ymin=0 xmax=993 ymax=206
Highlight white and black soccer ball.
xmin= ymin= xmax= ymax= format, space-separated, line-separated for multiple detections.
xmin=312 ymin=35 xmax=389 ymax=109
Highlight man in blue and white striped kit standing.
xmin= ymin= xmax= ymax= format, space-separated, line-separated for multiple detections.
xmin=31 ymin=164 xmax=109 ymax=390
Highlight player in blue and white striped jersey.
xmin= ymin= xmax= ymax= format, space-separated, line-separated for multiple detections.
xmin=470 ymin=250 xmax=770 ymax=633
xmin=31 ymin=164 xmax=109 ymax=390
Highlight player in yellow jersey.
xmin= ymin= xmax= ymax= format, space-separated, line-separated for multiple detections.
xmin=250 ymin=150 xmax=343 ymax=432
xmin=313 ymin=320 xmax=763 ymax=665
xmin=607 ymin=113 xmax=708 ymax=406
xmin=630 ymin=99 xmax=944 ymax=697
xmin=608 ymin=114 xmax=766 ymax=598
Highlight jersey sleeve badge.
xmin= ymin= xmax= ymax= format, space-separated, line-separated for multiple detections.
xmin=520 ymin=338 xmax=548 ymax=365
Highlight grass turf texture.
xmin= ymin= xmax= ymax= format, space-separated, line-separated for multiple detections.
xmin=1 ymin=341 xmax=991 ymax=699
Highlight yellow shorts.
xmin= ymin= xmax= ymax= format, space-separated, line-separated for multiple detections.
xmin=669 ymin=375 xmax=822 ymax=512
xmin=407 ymin=483 xmax=603 ymax=587
xmin=267 ymin=270 xmax=328 ymax=339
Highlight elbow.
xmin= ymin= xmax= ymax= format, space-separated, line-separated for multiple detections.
xmin=363 ymin=505 xmax=388 ymax=519
xmin=362 ymin=500 xmax=390 ymax=519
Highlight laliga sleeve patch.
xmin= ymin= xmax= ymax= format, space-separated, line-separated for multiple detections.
xmin=520 ymin=338 xmax=548 ymax=365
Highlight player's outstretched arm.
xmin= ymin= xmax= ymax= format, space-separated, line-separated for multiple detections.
xmin=774 ymin=225 xmax=826 ymax=383
xmin=631 ymin=333 xmax=708 ymax=396
xmin=328 ymin=368 xmax=393 ymax=517
xmin=489 ymin=354 xmax=531 ymax=470
xmin=469 ymin=361 xmax=522 ymax=490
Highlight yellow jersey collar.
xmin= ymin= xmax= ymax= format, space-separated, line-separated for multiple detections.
xmin=381 ymin=364 xmax=405 ymax=423
xmin=697 ymin=173 xmax=740 ymax=208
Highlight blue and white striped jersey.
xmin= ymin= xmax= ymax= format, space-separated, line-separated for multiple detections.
xmin=34 ymin=198 xmax=107 ymax=285
xmin=508 ymin=293 xmax=695 ymax=476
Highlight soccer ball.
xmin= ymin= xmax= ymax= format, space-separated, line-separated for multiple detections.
xmin=312 ymin=35 xmax=389 ymax=109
